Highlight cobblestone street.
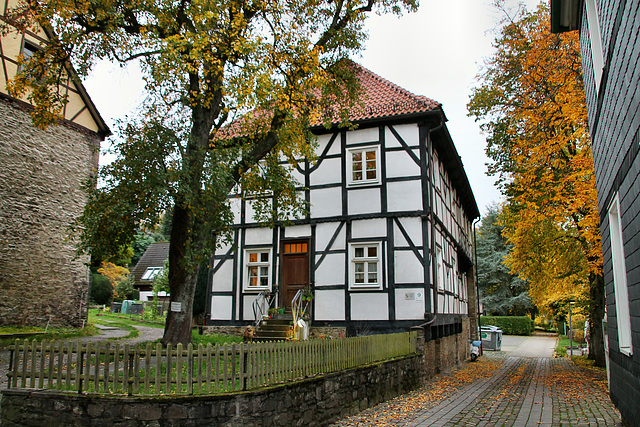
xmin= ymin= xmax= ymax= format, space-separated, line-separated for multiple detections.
xmin=333 ymin=336 xmax=622 ymax=426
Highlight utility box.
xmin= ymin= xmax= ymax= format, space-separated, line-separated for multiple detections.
xmin=480 ymin=325 xmax=503 ymax=351
xmin=130 ymin=303 xmax=144 ymax=315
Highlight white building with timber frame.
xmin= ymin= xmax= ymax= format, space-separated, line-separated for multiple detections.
xmin=207 ymin=64 xmax=480 ymax=338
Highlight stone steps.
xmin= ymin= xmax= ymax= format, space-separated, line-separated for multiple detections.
xmin=254 ymin=315 xmax=292 ymax=342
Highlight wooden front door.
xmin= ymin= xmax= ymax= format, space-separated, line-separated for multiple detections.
xmin=281 ymin=240 xmax=309 ymax=308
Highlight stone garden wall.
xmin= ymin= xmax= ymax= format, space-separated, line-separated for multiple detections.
xmin=1 ymin=353 xmax=423 ymax=426
xmin=0 ymin=97 xmax=101 ymax=328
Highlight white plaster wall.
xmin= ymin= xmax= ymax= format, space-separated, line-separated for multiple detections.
xmin=314 ymin=253 xmax=346 ymax=286
xmin=284 ymin=225 xmax=312 ymax=238
xmin=242 ymin=294 xmax=261 ymax=321
xmin=290 ymin=166 xmax=305 ymax=187
xmin=350 ymin=293 xmax=389 ymax=320
xmin=394 ymin=289 xmax=426 ymax=320
xmin=310 ymin=157 xmax=341 ymax=186
xmin=314 ymin=289 xmax=345 ymax=320
xmin=212 ymin=260 xmax=234 ymax=292
xmin=348 ymin=188 xmax=381 ymax=215
xmin=394 ymin=250 xmax=424 ymax=284
xmin=346 ymin=127 xmax=379 ymax=145
xmin=317 ymin=133 xmax=341 ymax=156
xmin=245 ymin=198 xmax=273 ymax=224
xmin=351 ymin=218 xmax=386 ymax=238
xmin=386 ymin=124 xmax=418 ymax=149
xmin=387 ymin=180 xmax=423 ymax=212
xmin=310 ymin=187 xmax=343 ymax=217
xmin=139 ymin=291 xmax=154 ymax=302
xmin=230 ymin=198 xmax=241 ymax=225
xmin=393 ymin=217 xmax=423 ymax=247
xmin=437 ymin=293 xmax=446 ymax=315
xmin=244 ymin=227 xmax=273 ymax=245
xmin=215 ymin=238 xmax=233 ymax=254
xmin=385 ymin=150 xmax=421 ymax=179
xmin=315 ymin=222 xmax=346 ymax=251
xmin=210 ymin=296 xmax=233 ymax=320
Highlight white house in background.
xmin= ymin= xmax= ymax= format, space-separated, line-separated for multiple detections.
xmin=206 ymin=64 xmax=480 ymax=338
xmin=131 ymin=242 xmax=169 ymax=301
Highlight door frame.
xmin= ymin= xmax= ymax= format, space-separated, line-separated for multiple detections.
xmin=279 ymin=238 xmax=310 ymax=308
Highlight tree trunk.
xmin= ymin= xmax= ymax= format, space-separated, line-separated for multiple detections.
xmin=162 ymin=203 xmax=199 ymax=346
xmin=588 ymin=271 xmax=606 ymax=367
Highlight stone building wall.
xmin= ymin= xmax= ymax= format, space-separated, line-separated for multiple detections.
xmin=0 ymin=97 xmax=100 ymax=328
xmin=422 ymin=317 xmax=471 ymax=378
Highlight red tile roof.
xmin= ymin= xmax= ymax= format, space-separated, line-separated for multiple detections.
xmin=215 ymin=63 xmax=441 ymax=139
xmin=342 ymin=63 xmax=441 ymax=123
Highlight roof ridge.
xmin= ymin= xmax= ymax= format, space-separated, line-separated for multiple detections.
xmin=353 ymin=62 xmax=437 ymax=106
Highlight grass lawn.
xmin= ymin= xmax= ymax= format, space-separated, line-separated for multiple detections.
xmin=1 ymin=309 xmax=242 ymax=348
xmin=0 ymin=325 xmax=98 ymax=349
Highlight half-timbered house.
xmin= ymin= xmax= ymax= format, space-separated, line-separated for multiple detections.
xmin=207 ymin=64 xmax=480 ymax=343
xmin=0 ymin=0 xmax=109 ymax=327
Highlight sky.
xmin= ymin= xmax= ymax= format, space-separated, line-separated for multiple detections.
xmin=84 ymin=0 xmax=542 ymax=217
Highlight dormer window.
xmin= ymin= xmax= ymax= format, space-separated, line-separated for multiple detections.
xmin=348 ymin=146 xmax=379 ymax=186
xmin=141 ymin=267 xmax=163 ymax=281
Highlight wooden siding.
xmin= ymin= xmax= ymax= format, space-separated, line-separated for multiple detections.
xmin=578 ymin=0 xmax=640 ymax=424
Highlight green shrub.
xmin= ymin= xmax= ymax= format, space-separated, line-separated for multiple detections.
xmin=114 ymin=281 xmax=139 ymax=302
xmin=480 ymin=316 xmax=533 ymax=335
xmin=90 ymin=273 xmax=113 ymax=305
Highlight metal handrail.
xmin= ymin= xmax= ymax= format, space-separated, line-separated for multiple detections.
xmin=291 ymin=289 xmax=304 ymax=325
xmin=291 ymin=288 xmax=312 ymax=327
xmin=252 ymin=291 xmax=276 ymax=327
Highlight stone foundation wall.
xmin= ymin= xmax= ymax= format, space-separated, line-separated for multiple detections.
xmin=0 ymin=98 xmax=100 ymax=328
xmin=422 ymin=318 xmax=471 ymax=377
xmin=1 ymin=354 xmax=423 ymax=426
xmin=202 ymin=325 xmax=348 ymax=340
xmin=201 ymin=325 xmax=246 ymax=337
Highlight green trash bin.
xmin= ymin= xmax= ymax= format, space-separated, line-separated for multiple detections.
xmin=121 ymin=300 xmax=134 ymax=314
xmin=480 ymin=326 xmax=503 ymax=351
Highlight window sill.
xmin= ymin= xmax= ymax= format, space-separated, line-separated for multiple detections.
xmin=349 ymin=285 xmax=383 ymax=291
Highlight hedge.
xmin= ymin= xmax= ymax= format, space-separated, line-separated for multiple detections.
xmin=480 ymin=316 xmax=533 ymax=336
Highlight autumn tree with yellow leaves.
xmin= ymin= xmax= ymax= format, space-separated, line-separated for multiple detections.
xmin=468 ymin=2 xmax=604 ymax=365
xmin=7 ymin=0 xmax=418 ymax=345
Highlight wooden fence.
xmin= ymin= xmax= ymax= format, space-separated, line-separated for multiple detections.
xmin=7 ymin=332 xmax=418 ymax=396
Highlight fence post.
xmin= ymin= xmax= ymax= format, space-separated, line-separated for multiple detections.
xmin=77 ymin=344 xmax=85 ymax=394
xmin=127 ymin=346 xmax=134 ymax=396
xmin=8 ymin=342 xmax=14 ymax=388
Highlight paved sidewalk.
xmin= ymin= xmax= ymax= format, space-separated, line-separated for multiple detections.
xmin=333 ymin=337 xmax=622 ymax=426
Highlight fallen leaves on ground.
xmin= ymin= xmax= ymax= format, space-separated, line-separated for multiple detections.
xmin=331 ymin=357 xmax=502 ymax=426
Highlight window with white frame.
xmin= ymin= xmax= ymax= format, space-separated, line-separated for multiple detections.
xmin=608 ymin=195 xmax=633 ymax=356
xmin=350 ymin=242 xmax=381 ymax=289
xmin=141 ymin=267 xmax=163 ymax=281
xmin=348 ymin=146 xmax=379 ymax=185
xmin=585 ymin=0 xmax=604 ymax=92
xmin=245 ymin=249 xmax=271 ymax=290
xmin=436 ymin=246 xmax=444 ymax=290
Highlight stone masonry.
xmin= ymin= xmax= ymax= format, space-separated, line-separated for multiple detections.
xmin=1 ymin=353 xmax=423 ymax=426
xmin=0 ymin=97 xmax=100 ymax=328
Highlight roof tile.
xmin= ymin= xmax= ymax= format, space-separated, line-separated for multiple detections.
xmin=343 ymin=63 xmax=441 ymax=123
